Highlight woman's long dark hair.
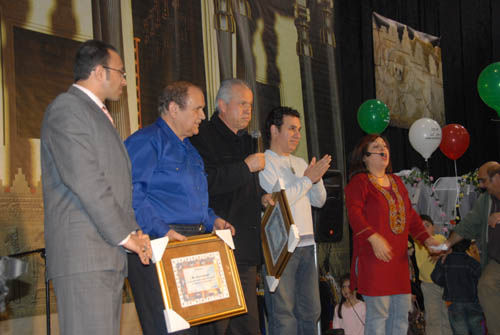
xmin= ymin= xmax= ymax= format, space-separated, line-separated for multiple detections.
xmin=348 ymin=134 xmax=392 ymax=181
xmin=337 ymin=273 xmax=364 ymax=319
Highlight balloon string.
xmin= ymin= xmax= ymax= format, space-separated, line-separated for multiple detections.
xmin=454 ymin=160 xmax=460 ymax=219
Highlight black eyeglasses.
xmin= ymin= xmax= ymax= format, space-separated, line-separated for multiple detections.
xmin=102 ymin=65 xmax=127 ymax=79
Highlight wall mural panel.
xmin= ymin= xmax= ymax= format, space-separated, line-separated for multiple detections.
xmin=14 ymin=27 xmax=79 ymax=139
xmin=1 ymin=28 xmax=79 ymax=321
xmin=0 ymin=0 xmax=91 ymax=326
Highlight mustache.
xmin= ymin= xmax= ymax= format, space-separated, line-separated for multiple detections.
xmin=365 ymin=152 xmax=387 ymax=157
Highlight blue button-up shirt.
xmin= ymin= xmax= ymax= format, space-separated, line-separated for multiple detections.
xmin=125 ymin=117 xmax=217 ymax=238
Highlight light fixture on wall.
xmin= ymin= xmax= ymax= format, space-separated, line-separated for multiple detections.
xmin=214 ymin=0 xmax=235 ymax=33
xmin=294 ymin=0 xmax=313 ymax=57
xmin=318 ymin=0 xmax=336 ymax=47
xmin=234 ymin=0 xmax=251 ymax=19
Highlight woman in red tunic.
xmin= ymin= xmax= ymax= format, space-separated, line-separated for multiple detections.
xmin=345 ymin=134 xmax=438 ymax=335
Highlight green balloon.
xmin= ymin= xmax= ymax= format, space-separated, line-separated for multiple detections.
xmin=477 ymin=62 xmax=500 ymax=117
xmin=357 ymin=99 xmax=390 ymax=134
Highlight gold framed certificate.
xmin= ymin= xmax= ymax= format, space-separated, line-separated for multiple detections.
xmin=261 ymin=190 xmax=295 ymax=278
xmin=155 ymin=234 xmax=247 ymax=326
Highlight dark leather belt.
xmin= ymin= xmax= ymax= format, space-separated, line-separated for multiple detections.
xmin=168 ymin=224 xmax=206 ymax=237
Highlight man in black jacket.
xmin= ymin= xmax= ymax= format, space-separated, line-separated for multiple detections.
xmin=191 ymin=79 xmax=273 ymax=335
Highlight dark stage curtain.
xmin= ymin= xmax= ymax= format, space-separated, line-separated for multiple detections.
xmin=336 ymin=0 xmax=500 ymax=178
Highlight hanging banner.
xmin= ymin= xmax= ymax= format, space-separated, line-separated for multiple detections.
xmin=372 ymin=12 xmax=445 ymax=128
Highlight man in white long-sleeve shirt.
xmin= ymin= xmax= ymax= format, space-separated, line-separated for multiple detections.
xmin=259 ymin=106 xmax=331 ymax=335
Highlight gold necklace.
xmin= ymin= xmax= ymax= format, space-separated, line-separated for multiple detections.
xmin=368 ymin=174 xmax=406 ymax=234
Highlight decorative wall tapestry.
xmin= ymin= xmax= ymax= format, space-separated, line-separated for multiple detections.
xmin=372 ymin=12 xmax=445 ymax=128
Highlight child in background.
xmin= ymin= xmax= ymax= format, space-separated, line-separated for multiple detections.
xmin=333 ymin=274 xmax=365 ymax=335
xmin=414 ymin=214 xmax=452 ymax=334
xmin=431 ymin=239 xmax=484 ymax=335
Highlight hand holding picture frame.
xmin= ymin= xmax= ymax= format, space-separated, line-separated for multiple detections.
xmin=155 ymin=233 xmax=247 ymax=327
xmin=261 ymin=189 xmax=296 ymax=279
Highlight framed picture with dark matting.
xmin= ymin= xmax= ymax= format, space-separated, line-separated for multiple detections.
xmin=261 ymin=190 xmax=295 ymax=279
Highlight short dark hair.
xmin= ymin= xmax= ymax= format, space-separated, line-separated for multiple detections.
xmin=452 ymin=238 xmax=471 ymax=253
xmin=73 ymin=40 xmax=117 ymax=82
xmin=264 ymin=106 xmax=300 ymax=147
xmin=348 ymin=134 xmax=392 ymax=180
xmin=157 ymin=81 xmax=200 ymax=116
xmin=420 ymin=214 xmax=434 ymax=225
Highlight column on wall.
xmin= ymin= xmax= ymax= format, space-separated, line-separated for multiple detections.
xmin=214 ymin=0 xmax=235 ymax=81
xmin=294 ymin=0 xmax=320 ymax=159
xmin=232 ymin=0 xmax=262 ymax=138
xmin=318 ymin=0 xmax=346 ymax=177
xmin=92 ymin=0 xmax=131 ymax=139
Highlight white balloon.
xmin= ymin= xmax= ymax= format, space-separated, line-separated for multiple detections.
xmin=408 ymin=118 xmax=442 ymax=161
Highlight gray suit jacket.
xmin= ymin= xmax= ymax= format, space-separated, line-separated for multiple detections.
xmin=41 ymin=85 xmax=138 ymax=280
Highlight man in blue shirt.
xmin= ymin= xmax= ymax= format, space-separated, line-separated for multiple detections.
xmin=125 ymin=81 xmax=234 ymax=334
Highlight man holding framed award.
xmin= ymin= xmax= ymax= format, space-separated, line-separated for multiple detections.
xmin=125 ymin=81 xmax=234 ymax=334
xmin=259 ymin=106 xmax=331 ymax=335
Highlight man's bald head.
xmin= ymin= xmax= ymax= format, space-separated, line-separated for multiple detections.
xmin=478 ymin=161 xmax=500 ymax=194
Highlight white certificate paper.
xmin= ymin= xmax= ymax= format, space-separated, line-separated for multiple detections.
xmin=171 ymin=251 xmax=230 ymax=308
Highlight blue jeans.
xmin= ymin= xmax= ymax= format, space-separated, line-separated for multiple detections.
xmin=264 ymin=245 xmax=321 ymax=335
xmin=448 ymin=302 xmax=483 ymax=335
xmin=363 ymin=294 xmax=411 ymax=335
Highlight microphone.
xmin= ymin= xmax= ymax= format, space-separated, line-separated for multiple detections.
xmin=365 ymin=152 xmax=386 ymax=157
xmin=250 ymin=130 xmax=262 ymax=153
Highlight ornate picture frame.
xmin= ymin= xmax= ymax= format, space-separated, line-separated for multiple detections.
xmin=155 ymin=234 xmax=247 ymax=326
xmin=261 ymin=190 xmax=295 ymax=278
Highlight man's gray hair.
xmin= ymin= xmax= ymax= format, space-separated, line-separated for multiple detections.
xmin=215 ymin=79 xmax=251 ymax=112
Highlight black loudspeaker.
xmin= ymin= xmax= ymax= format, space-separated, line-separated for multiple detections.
xmin=313 ymin=169 xmax=343 ymax=243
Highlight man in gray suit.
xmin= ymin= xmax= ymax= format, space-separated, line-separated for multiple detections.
xmin=41 ymin=40 xmax=152 ymax=335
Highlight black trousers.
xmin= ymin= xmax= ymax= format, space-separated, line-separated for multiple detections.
xmin=198 ymin=264 xmax=259 ymax=335
xmin=128 ymin=227 xmax=203 ymax=335
xmin=128 ymin=253 xmax=200 ymax=334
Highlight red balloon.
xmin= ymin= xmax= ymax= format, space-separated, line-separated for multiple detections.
xmin=439 ymin=124 xmax=470 ymax=160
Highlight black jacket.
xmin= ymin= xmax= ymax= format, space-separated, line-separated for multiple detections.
xmin=431 ymin=251 xmax=481 ymax=303
xmin=191 ymin=112 xmax=264 ymax=265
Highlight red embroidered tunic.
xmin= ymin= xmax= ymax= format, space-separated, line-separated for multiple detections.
xmin=345 ymin=173 xmax=430 ymax=296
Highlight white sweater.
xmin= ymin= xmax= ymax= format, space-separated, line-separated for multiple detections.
xmin=259 ymin=149 xmax=327 ymax=247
